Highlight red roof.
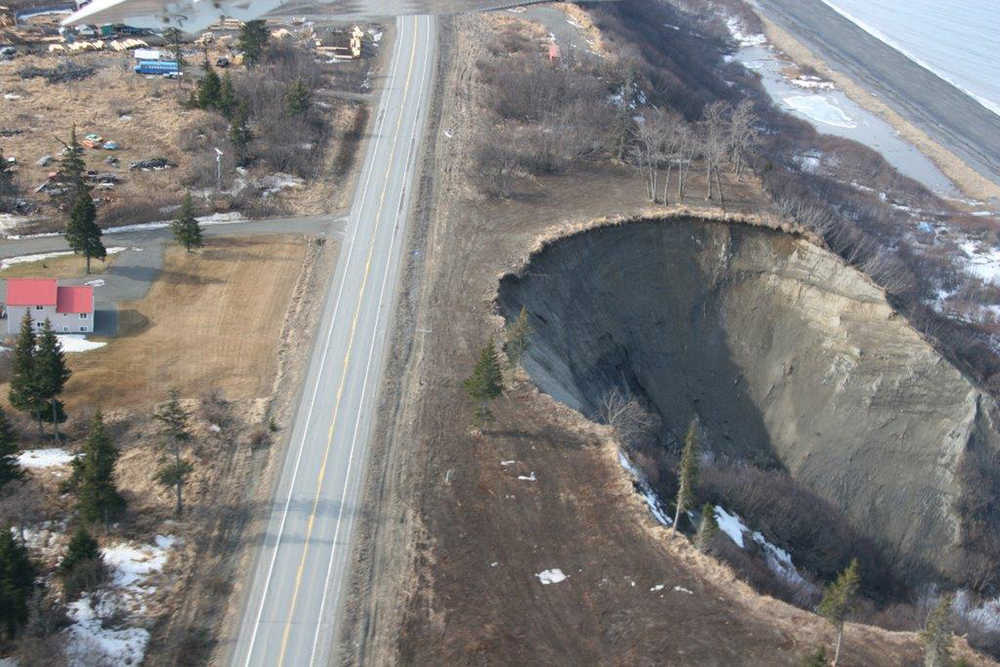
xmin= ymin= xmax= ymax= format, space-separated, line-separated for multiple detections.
xmin=5 ymin=279 xmax=93 ymax=314
xmin=6 ymin=278 xmax=57 ymax=307
xmin=56 ymin=286 xmax=93 ymax=314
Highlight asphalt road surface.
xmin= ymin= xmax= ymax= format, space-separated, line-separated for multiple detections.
xmin=230 ymin=13 xmax=436 ymax=667
xmin=756 ymin=0 xmax=1000 ymax=190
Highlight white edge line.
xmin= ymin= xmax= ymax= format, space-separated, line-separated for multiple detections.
xmin=240 ymin=19 xmax=406 ymax=667
xmin=308 ymin=14 xmax=434 ymax=665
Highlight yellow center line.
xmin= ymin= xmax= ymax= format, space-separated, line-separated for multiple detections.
xmin=275 ymin=17 xmax=421 ymax=666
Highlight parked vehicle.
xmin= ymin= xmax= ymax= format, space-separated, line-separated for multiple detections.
xmin=134 ymin=60 xmax=179 ymax=76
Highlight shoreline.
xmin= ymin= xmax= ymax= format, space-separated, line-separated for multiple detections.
xmin=753 ymin=9 xmax=1000 ymax=203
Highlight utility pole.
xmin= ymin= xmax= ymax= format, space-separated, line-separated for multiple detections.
xmin=214 ymin=147 xmax=223 ymax=191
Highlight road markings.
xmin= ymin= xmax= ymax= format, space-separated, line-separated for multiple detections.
xmin=240 ymin=16 xmax=408 ymax=667
xmin=307 ymin=15 xmax=435 ymax=666
xmin=275 ymin=16 xmax=422 ymax=667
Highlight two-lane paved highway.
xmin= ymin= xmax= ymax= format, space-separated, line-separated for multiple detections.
xmin=231 ymin=14 xmax=436 ymax=666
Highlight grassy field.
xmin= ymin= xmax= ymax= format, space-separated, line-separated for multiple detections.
xmin=0 ymin=252 xmax=118 ymax=278
xmin=59 ymin=235 xmax=308 ymax=410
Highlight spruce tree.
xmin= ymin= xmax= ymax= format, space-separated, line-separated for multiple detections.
xmin=463 ymin=338 xmax=504 ymax=426
xmin=0 ymin=147 xmax=15 ymax=203
xmin=8 ymin=313 xmax=43 ymax=435
xmin=503 ymin=306 xmax=532 ymax=368
xmin=285 ymin=78 xmax=311 ymax=116
xmin=920 ymin=594 xmax=954 ymax=667
xmin=171 ymin=192 xmax=203 ymax=252
xmin=56 ymin=126 xmax=87 ymax=198
xmin=69 ymin=411 xmax=125 ymax=527
xmin=238 ymin=20 xmax=269 ymax=67
xmin=0 ymin=525 xmax=36 ymax=638
xmin=802 ymin=647 xmax=828 ymax=667
xmin=219 ymin=72 xmax=237 ymax=118
xmin=58 ymin=526 xmax=103 ymax=599
xmin=65 ymin=189 xmax=105 ymax=274
xmin=818 ymin=558 xmax=860 ymax=667
xmin=672 ymin=419 xmax=699 ymax=533
xmin=153 ymin=390 xmax=193 ymax=517
xmin=695 ymin=502 xmax=718 ymax=553
xmin=34 ymin=320 xmax=70 ymax=439
xmin=0 ymin=408 xmax=21 ymax=490
xmin=196 ymin=61 xmax=222 ymax=110
xmin=59 ymin=526 xmax=101 ymax=576
xmin=229 ymin=102 xmax=252 ymax=167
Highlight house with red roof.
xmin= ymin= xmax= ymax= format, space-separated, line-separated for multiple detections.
xmin=4 ymin=279 xmax=94 ymax=335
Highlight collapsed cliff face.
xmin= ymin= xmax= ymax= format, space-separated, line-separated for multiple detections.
xmin=497 ymin=217 xmax=1000 ymax=582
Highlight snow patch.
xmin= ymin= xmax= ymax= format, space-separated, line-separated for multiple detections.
xmin=103 ymin=537 xmax=174 ymax=589
xmin=517 ymin=472 xmax=537 ymax=481
xmin=714 ymin=506 xmax=747 ymax=548
xmin=673 ymin=585 xmax=694 ymax=595
xmin=618 ymin=451 xmax=672 ymax=526
xmin=725 ymin=17 xmax=766 ymax=47
xmin=102 ymin=212 xmax=244 ymax=235
xmin=57 ymin=335 xmax=106 ymax=353
xmin=650 ymin=583 xmax=665 ymax=592
xmin=959 ymin=240 xmax=1000 ymax=285
xmin=17 ymin=448 xmax=76 ymax=468
xmin=789 ymin=77 xmax=835 ymax=90
xmin=64 ymin=536 xmax=177 ymax=666
xmin=782 ymin=95 xmax=857 ymax=128
xmin=1 ymin=246 xmax=126 ymax=270
xmin=535 ymin=568 xmax=567 ymax=585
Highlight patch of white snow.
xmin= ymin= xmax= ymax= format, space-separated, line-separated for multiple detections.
xmin=17 ymin=448 xmax=76 ymax=468
xmin=535 ymin=568 xmax=567 ymax=585
xmin=56 ymin=336 xmax=106 ymax=353
xmin=714 ymin=506 xmax=747 ymax=548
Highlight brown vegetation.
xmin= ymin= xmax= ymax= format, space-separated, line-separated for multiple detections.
xmin=344 ymin=9 xmax=997 ymax=666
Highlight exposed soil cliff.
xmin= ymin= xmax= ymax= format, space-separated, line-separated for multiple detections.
xmin=498 ymin=217 xmax=1000 ymax=584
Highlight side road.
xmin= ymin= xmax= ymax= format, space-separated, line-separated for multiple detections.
xmin=0 ymin=214 xmax=345 ymax=334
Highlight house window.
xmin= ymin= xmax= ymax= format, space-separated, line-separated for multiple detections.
xmin=79 ymin=313 xmax=88 ymax=319
xmin=63 ymin=327 xmax=69 ymax=332
xmin=79 ymin=326 xmax=86 ymax=332
xmin=34 ymin=305 xmax=43 ymax=310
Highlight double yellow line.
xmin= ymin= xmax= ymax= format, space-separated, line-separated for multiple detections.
xmin=274 ymin=18 xmax=422 ymax=667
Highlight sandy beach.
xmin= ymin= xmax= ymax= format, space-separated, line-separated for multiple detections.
xmin=754 ymin=0 xmax=1000 ymax=202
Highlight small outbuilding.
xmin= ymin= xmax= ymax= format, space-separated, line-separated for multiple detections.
xmin=4 ymin=279 xmax=94 ymax=334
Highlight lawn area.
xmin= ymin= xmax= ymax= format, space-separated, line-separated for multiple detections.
xmin=59 ymin=235 xmax=309 ymax=410
xmin=0 ymin=251 xmax=119 ymax=278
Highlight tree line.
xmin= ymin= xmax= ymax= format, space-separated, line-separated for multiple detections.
xmin=0 ymin=328 xmax=198 ymax=643
xmin=630 ymin=98 xmax=760 ymax=207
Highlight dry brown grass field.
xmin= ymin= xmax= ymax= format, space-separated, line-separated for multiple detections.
xmin=57 ymin=235 xmax=309 ymax=409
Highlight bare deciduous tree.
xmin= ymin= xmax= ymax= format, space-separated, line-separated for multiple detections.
xmin=631 ymin=109 xmax=663 ymax=202
xmin=599 ymin=388 xmax=657 ymax=448
xmin=701 ymin=101 xmax=731 ymax=205
xmin=728 ymin=99 xmax=760 ymax=181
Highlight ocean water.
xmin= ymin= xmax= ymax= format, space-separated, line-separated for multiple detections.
xmin=821 ymin=0 xmax=1000 ymax=118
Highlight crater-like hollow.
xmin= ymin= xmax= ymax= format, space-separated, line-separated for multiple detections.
xmin=497 ymin=217 xmax=1000 ymax=584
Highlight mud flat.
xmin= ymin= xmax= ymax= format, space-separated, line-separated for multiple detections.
xmin=754 ymin=0 xmax=1000 ymax=201
xmin=498 ymin=216 xmax=1000 ymax=583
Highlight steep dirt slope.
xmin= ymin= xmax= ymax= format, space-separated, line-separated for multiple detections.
xmin=499 ymin=217 xmax=998 ymax=584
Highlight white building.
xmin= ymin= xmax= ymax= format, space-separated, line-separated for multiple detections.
xmin=4 ymin=279 xmax=95 ymax=334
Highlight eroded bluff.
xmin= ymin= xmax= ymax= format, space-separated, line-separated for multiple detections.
xmin=498 ymin=217 xmax=1000 ymax=581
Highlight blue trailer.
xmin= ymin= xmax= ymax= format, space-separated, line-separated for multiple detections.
xmin=134 ymin=60 xmax=179 ymax=76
